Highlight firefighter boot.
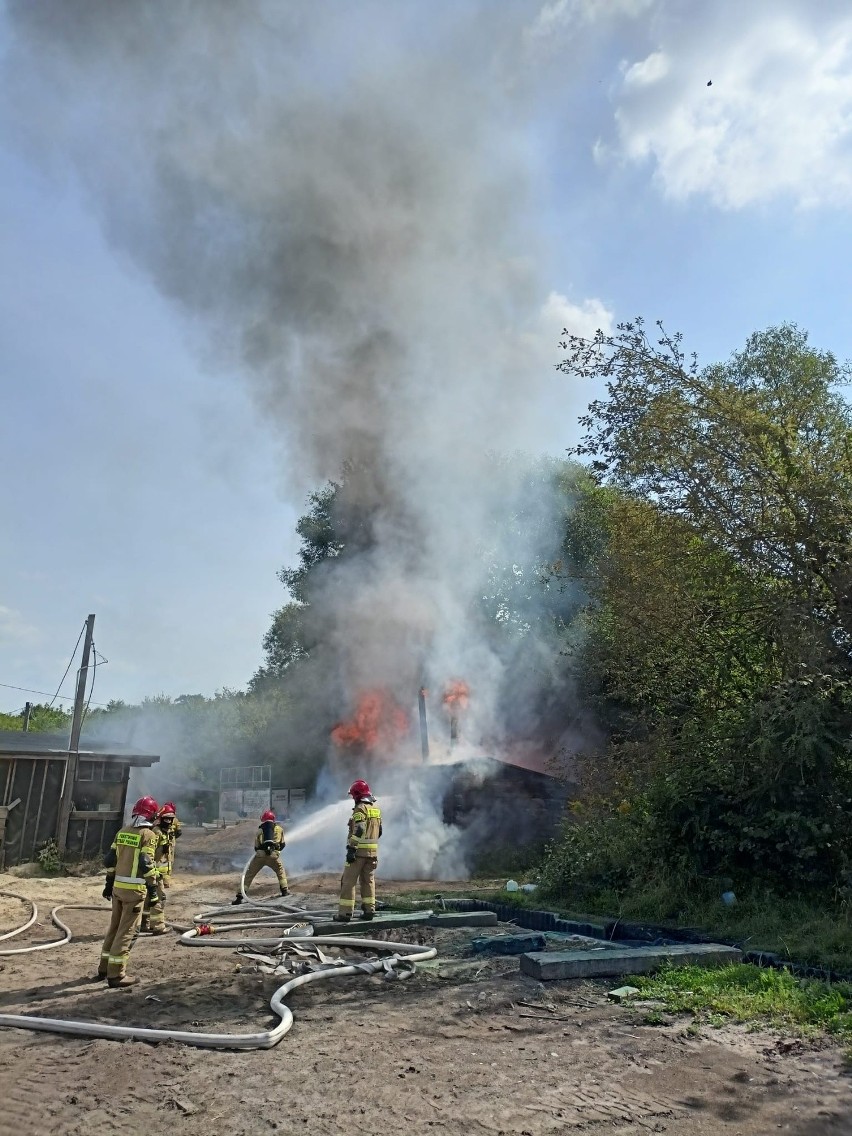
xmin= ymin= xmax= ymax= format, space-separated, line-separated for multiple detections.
xmin=333 ymin=915 xmax=351 ymax=923
xmin=107 ymin=975 xmax=138 ymax=989
xmin=280 ymin=887 xmax=290 ymax=897
xmin=231 ymin=894 xmax=243 ymax=906
xmin=361 ymin=910 xmax=375 ymax=920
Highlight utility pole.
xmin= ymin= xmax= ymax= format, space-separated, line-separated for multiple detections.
xmin=22 ymin=702 xmax=32 ymax=732
xmin=56 ymin=614 xmax=95 ymax=854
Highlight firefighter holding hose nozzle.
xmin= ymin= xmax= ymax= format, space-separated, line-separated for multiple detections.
xmin=335 ymin=779 xmax=382 ymax=922
xmin=94 ymin=795 xmax=163 ymax=988
xmin=232 ymin=809 xmax=289 ymax=904
xmin=140 ymin=801 xmax=181 ymax=932
xmin=154 ymin=801 xmax=182 ymax=874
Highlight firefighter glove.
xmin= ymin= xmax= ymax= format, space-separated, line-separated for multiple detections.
xmin=102 ymin=879 xmax=114 ymax=900
xmin=346 ymin=847 xmax=357 ymax=864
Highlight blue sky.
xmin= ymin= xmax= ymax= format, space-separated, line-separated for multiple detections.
xmin=2 ymin=0 xmax=851 ymax=709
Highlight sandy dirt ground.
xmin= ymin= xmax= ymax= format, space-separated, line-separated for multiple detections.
xmin=1 ymin=862 xmax=851 ymax=1136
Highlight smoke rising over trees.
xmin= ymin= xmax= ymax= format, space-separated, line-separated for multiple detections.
xmin=3 ymin=1 xmax=595 ymax=751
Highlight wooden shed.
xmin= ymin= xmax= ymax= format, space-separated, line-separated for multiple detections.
xmin=0 ymin=730 xmax=160 ymax=868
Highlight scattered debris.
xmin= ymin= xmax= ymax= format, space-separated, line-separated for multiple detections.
xmin=471 ymin=933 xmax=546 ymax=957
xmin=169 ymin=1098 xmax=199 ymax=1115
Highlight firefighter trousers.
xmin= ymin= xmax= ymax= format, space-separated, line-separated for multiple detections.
xmin=140 ymin=884 xmax=166 ymax=933
xmin=99 ymin=889 xmax=144 ymax=979
xmin=244 ymin=850 xmax=288 ymax=891
xmin=338 ymin=856 xmax=377 ymax=918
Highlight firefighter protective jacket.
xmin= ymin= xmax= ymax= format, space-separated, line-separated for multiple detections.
xmin=154 ymin=818 xmax=181 ymax=874
xmin=103 ymin=824 xmax=159 ymax=893
xmin=254 ymin=821 xmax=285 ymax=852
xmin=347 ymin=798 xmax=382 ymax=859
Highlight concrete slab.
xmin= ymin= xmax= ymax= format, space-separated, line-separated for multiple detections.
xmin=313 ymin=912 xmax=433 ymax=936
xmin=544 ymin=932 xmax=624 ymax=950
xmin=428 ymin=911 xmax=498 ymax=928
xmin=520 ymin=942 xmax=741 ymax=981
xmin=472 ymin=932 xmax=547 ymax=956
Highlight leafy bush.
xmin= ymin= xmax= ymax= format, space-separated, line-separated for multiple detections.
xmin=538 ymin=810 xmax=655 ymax=900
xmin=36 ymin=839 xmax=61 ymax=874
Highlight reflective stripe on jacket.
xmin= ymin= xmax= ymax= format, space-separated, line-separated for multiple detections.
xmin=104 ymin=826 xmax=159 ymax=892
xmin=154 ymin=820 xmax=181 ymax=873
xmin=347 ymin=802 xmax=382 ymax=858
xmin=254 ymin=822 xmax=284 ymax=852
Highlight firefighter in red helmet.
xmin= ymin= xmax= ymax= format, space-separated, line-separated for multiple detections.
xmin=336 ymin=780 xmax=382 ymax=922
xmin=231 ymin=809 xmax=289 ymax=904
xmin=141 ymin=801 xmax=182 ymax=933
xmin=95 ymin=795 xmax=163 ymax=988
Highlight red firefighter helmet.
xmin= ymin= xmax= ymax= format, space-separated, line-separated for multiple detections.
xmin=348 ymin=779 xmax=371 ymax=800
xmin=131 ymin=796 xmax=159 ymax=821
xmin=260 ymin=809 xmax=276 ymax=822
xmin=159 ymin=802 xmax=177 ymax=818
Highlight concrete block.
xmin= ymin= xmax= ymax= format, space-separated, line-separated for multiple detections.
xmin=544 ymin=932 xmax=623 ymax=949
xmin=314 ymin=912 xmax=433 ymax=936
xmin=472 ymin=932 xmax=547 ymax=956
xmin=553 ymin=918 xmax=609 ymax=938
xmin=520 ymin=942 xmax=741 ymax=981
xmin=607 ymin=985 xmax=640 ymax=1001
xmin=428 ymin=911 xmax=498 ymax=928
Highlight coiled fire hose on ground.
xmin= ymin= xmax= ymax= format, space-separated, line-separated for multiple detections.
xmin=0 ymin=862 xmax=436 ymax=1049
xmin=0 ymin=891 xmax=104 ymax=956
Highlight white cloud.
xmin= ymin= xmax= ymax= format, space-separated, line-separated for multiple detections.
xmin=538 ymin=290 xmax=614 ymax=340
xmin=610 ymin=5 xmax=852 ymax=209
xmin=623 ymin=49 xmax=669 ymax=87
xmin=528 ymin=0 xmax=653 ymax=40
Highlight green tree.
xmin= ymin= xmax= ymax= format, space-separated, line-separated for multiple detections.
xmin=542 ymin=323 xmax=852 ymax=897
xmin=277 ymin=483 xmax=343 ymax=604
xmin=0 ymin=703 xmax=72 ymax=732
xmin=560 ymin=321 xmax=852 ymax=671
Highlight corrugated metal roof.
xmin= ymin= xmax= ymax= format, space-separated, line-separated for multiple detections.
xmin=0 ymin=730 xmax=159 ymax=765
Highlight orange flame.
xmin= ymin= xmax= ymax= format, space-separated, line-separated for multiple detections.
xmin=331 ymin=688 xmax=411 ymax=752
xmin=442 ymin=679 xmax=470 ymax=713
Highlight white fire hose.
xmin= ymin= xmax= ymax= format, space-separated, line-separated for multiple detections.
xmin=0 ymin=891 xmax=104 ymax=955
xmin=0 ymin=862 xmax=437 ymax=1049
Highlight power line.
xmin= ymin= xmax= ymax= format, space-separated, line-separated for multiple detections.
xmin=80 ymin=642 xmax=104 ymax=728
xmin=0 ymin=681 xmax=112 ymax=709
xmin=48 ymin=622 xmax=86 ymax=707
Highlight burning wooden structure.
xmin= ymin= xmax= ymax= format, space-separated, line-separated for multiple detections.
xmin=439 ymin=752 xmax=573 ymax=857
xmin=0 ymin=730 xmax=160 ymax=868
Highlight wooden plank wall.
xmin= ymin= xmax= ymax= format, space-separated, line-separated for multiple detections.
xmin=0 ymin=756 xmax=66 ymax=868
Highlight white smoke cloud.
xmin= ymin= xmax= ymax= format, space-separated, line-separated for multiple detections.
xmin=607 ymin=1 xmax=852 ymax=209
xmin=2 ymin=2 xmax=606 ymax=877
